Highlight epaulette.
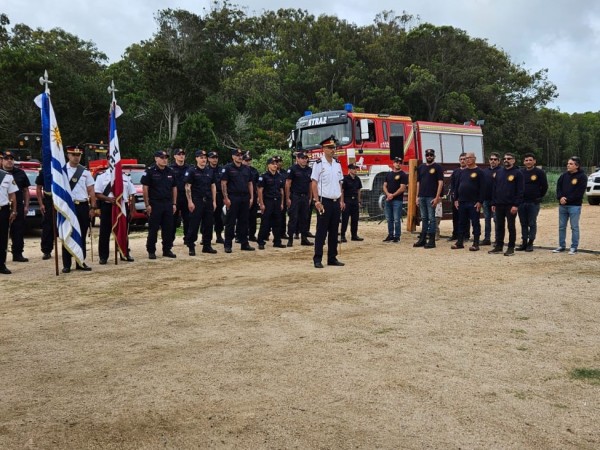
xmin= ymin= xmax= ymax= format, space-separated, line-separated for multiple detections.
xmin=315 ymin=158 xmax=322 ymax=164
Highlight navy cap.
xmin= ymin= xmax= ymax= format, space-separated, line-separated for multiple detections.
xmin=296 ymin=152 xmax=308 ymax=159
xmin=425 ymin=149 xmax=435 ymax=156
xmin=393 ymin=156 xmax=402 ymax=162
xmin=207 ymin=151 xmax=218 ymax=158
xmin=231 ymin=148 xmax=244 ymax=156
xmin=348 ymin=164 xmax=357 ymax=169
xmin=267 ymin=157 xmax=277 ymax=164
xmin=243 ymin=152 xmax=252 ymax=161
xmin=195 ymin=149 xmax=207 ymax=157
xmin=2 ymin=150 xmax=15 ymax=158
xmin=154 ymin=150 xmax=169 ymax=158
xmin=173 ymin=148 xmax=185 ymax=155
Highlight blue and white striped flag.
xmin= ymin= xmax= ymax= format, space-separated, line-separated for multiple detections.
xmin=34 ymin=92 xmax=85 ymax=265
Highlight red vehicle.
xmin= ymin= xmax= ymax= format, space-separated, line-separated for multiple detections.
xmin=14 ymin=161 xmax=43 ymax=229
xmin=290 ymin=105 xmax=484 ymax=217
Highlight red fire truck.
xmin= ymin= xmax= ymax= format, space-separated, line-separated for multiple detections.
xmin=290 ymin=105 xmax=484 ymax=218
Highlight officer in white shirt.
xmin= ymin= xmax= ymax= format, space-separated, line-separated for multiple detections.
xmin=62 ymin=146 xmax=96 ymax=273
xmin=94 ymin=169 xmax=136 ymax=264
xmin=311 ymin=136 xmax=345 ymax=268
xmin=0 ymin=158 xmax=19 ymax=274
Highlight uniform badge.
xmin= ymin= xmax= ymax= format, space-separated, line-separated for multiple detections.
xmin=258 ymin=176 xmax=263 ymax=182
xmin=531 ymin=175 xmax=537 ymax=181
xmin=394 ymin=175 xmax=400 ymax=180
xmin=493 ymin=173 xmax=496 ymax=178
xmin=429 ymin=168 xmax=435 ymax=174
xmin=508 ymin=175 xmax=515 ymax=182
xmin=470 ymin=172 xmax=478 ymax=179
xmin=571 ymin=178 xmax=578 ymax=185
xmin=71 ymin=177 xmax=78 ymax=183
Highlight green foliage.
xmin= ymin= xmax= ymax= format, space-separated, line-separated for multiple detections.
xmin=570 ymin=368 xmax=600 ymax=383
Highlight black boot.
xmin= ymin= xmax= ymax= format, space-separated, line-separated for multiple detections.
xmin=525 ymin=240 xmax=534 ymax=252
xmin=215 ymin=233 xmax=224 ymax=244
xmin=287 ymin=238 xmax=293 ymax=247
xmin=424 ymin=233 xmax=436 ymax=248
xmin=469 ymin=238 xmax=480 ymax=252
xmin=515 ymin=240 xmax=527 ymax=251
xmin=202 ymin=244 xmax=217 ymax=254
xmin=451 ymin=240 xmax=464 ymax=249
xmin=413 ymin=232 xmax=426 ymax=247
xmin=300 ymin=237 xmax=314 ymax=246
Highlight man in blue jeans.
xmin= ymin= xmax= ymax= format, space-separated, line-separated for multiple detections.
xmin=414 ymin=149 xmax=444 ymax=249
xmin=382 ymin=157 xmax=408 ymax=242
xmin=553 ymin=156 xmax=587 ymax=255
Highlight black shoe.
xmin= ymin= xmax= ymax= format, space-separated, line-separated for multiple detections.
xmin=314 ymin=261 xmax=324 ymax=269
xmin=515 ymin=242 xmax=527 ymax=251
xmin=351 ymin=236 xmax=364 ymax=241
xmin=258 ymin=243 xmax=265 ymax=250
xmin=287 ymin=239 xmax=293 ymax=247
xmin=525 ymin=241 xmax=534 ymax=252
xmin=488 ymin=246 xmax=503 ymax=254
xmin=241 ymin=244 xmax=255 ymax=251
xmin=306 ymin=232 xmax=315 ymax=238
xmin=235 ymin=238 xmax=241 ymax=243
xmin=300 ymin=238 xmax=314 ymax=246
xmin=120 ymin=255 xmax=135 ymax=262
xmin=62 ymin=267 xmax=71 ymax=273
xmin=189 ymin=248 xmax=196 ymax=256
xmin=383 ymin=235 xmax=393 ymax=242
xmin=393 ymin=237 xmax=400 ymax=243
xmin=504 ymin=247 xmax=515 ymax=256
xmin=328 ymin=259 xmax=345 ymax=266
xmin=480 ymin=239 xmax=492 ymax=246
xmin=447 ymin=235 xmax=458 ymax=241
xmin=99 ymin=258 xmax=107 ymax=265
xmin=0 ymin=265 xmax=12 ymax=275
xmin=273 ymin=243 xmax=287 ymax=248
xmin=340 ymin=236 xmax=347 ymax=243
xmin=162 ymin=251 xmax=177 ymax=258
xmin=148 ymin=253 xmax=157 ymax=260
xmin=215 ymin=236 xmax=224 ymax=244
xmin=202 ymin=246 xmax=217 ymax=254
xmin=294 ymin=234 xmax=300 ymax=239
xmin=451 ymin=241 xmax=464 ymax=249
xmin=224 ymin=246 xmax=232 ymax=253
xmin=248 ymin=235 xmax=257 ymax=242
xmin=42 ymin=253 xmax=52 ymax=260
xmin=13 ymin=254 xmax=29 ymax=262
xmin=76 ymin=264 xmax=92 ymax=271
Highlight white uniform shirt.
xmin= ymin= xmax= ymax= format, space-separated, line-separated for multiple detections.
xmin=94 ymin=171 xmax=136 ymax=199
xmin=311 ymin=158 xmax=343 ymax=200
xmin=65 ymin=164 xmax=95 ymax=201
xmin=0 ymin=171 xmax=19 ymax=206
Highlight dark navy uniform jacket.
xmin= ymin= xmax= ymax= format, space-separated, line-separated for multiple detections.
xmin=209 ymin=164 xmax=223 ymax=193
xmin=342 ymin=174 xmax=362 ymax=201
xmin=491 ymin=166 xmax=524 ymax=207
xmin=455 ymin=167 xmax=485 ymax=203
xmin=221 ymin=163 xmax=252 ymax=196
xmin=184 ymin=165 xmax=216 ymax=200
xmin=556 ymin=169 xmax=587 ymax=205
xmin=287 ymin=164 xmax=312 ymax=195
xmin=258 ymin=171 xmax=284 ymax=200
xmin=141 ymin=165 xmax=176 ymax=203
xmin=385 ymin=170 xmax=408 ymax=196
xmin=170 ymin=163 xmax=189 ymax=202
xmin=483 ymin=166 xmax=500 ymax=201
xmin=521 ymin=167 xmax=548 ymax=203
xmin=417 ymin=163 xmax=444 ymax=197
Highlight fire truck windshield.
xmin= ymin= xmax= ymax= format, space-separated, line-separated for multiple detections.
xmin=297 ymin=122 xmax=352 ymax=150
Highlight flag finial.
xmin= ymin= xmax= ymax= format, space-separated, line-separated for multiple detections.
xmin=108 ymin=80 xmax=118 ymax=102
xmin=39 ymin=70 xmax=52 ymax=94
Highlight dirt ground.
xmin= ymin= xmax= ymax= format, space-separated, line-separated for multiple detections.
xmin=1 ymin=205 xmax=599 ymax=449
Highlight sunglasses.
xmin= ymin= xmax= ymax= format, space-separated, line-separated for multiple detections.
xmin=489 ymin=157 xmax=499 ymax=161
xmin=157 ymin=155 xmax=168 ymax=159
xmin=425 ymin=154 xmax=434 ymax=157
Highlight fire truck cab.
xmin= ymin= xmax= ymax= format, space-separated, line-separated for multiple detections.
xmin=291 ymin=105 xmax=484 ymax=217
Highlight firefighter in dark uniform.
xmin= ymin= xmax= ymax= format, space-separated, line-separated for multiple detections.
xmin=242 ymin=152 xmax=260 ymax=242
xmin=274 ymin=155 xmax=289 ymax=239
xmin=1 ymin=150 xmax=30 ymax=262
xmin=340 ymin=163 xmax=363 ymax=242
xmin=169 ymin=148 xmax=190 ymax=245
xmin=35 ymin=169 xmax=54 ymax=259
xmin=0 ymin=157 xmax=19 ymax=274
xmin=184 ymin=149 xmax=218 ymax=256
xmin=221 ymin=148 xmax=255 ymax=253
xmin=257 ymin=157 xmax=286 ymax=250
xmin=62 ymin=146 xmax=96 ymax=272
xmin=285 ymin=151 xmax=313 ymax=247
xmin=207 ymin=151 xmax=225 ymax=243
xmin=142 ymin=150 xmax=177 ymax=259
xmin=311 ymin=137 xmax=345 ymax=268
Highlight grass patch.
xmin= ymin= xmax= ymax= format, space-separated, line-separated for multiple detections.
xmin=570 ymin=368 xmax=600 ymax=382
xmin=374 ymin=327 xmax=394 ymax=335
xmin=511 ymin=329 xmax=527 ymax=335
xmin=516 ymin=316 xmax=529 ymax=321
xmin=516 ymin=345 xmax=528 ymax=351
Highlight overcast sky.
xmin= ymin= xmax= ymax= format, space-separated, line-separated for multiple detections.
xmin=4 ymin=0 xmax=600 ymax=113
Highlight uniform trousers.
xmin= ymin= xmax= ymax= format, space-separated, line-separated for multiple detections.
xmin=457 ymin=201 xmax=481 ymax=241
xmin=172 ymin=197 xmax=190 ymax=244
xmin=186 ymin=198 xmax=214 ymax=248
xmin=494 ymin=204 xmax=517 ymax=248
xmin=9 ymin=200 xmax=25 ymax=255
xmin=313 ymin=197 xmax=341 ymax=264
xmin=0 ymin=206 xmax=10 ymax=266
xmin=258 ymin=198 xmax=282 ymax=245
xmin=341 ymin=198 xmax=359 ymax=238
xmin=146 ymin=201 xmax=174 ymax=254
xmin=98 ymin=202 xmax=131 ymax=260
xmin=287 ymin=193 xmax=310 ymax=237
xmin=225 ymin=194 xmax=250 ymax=247
xmin=40 ymin=195 xmax=54 ymax=255
xmin=62 ymin=202 xmax=90 ymax=269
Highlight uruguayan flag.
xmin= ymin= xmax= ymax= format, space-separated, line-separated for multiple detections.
xmin=34 ymin=92 xmax=85 ymax=265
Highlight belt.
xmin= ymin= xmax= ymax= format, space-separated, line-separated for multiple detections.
xmin=73 ymin=200 xmax=89 ymax=205
xmin=348 ymin=196 xmax=357 ymax=200
xmin=0 ymin=204 xmax=11 ymax=210
xmin=321 ymin=197 xmax=339 ymax=202
xmin=292 ymin=192 xmax=309 ymax=197
xmin=265 ymin=197 xmax=281 ymax=201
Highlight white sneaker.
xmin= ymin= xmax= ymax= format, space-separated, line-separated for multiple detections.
xmin=552 ymin=247 xmax=566 ymax=253
xmin=568 ymin=248 xmax=577 ymax=255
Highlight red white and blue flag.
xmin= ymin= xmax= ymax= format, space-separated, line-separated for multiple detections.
xmin=108 ymin=100 xmax=128 ymax=258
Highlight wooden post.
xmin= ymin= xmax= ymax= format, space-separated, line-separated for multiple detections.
xmin=406 ymin=159 xmax=418 ymax=232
